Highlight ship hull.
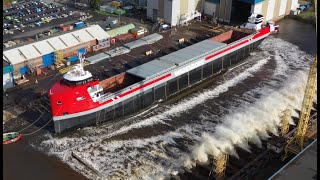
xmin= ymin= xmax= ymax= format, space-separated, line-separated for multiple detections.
xmin=53 ymin=38 xmax=265 ymax=133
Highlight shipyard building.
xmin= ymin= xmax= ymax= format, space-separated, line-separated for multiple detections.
xmin=2 ymin=25 xmax=110 ymax=90
xmin=147 ymin=0 xmax=299 ymax=25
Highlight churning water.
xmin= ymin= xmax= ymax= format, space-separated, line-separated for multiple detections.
xmin=38 ymin=36 xmax=314 ymax=179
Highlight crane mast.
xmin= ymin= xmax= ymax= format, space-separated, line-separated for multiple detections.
xmin=283 ymin=58 xmax=317 ymax=159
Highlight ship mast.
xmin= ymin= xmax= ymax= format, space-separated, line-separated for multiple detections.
xmin=79 ymin=52 xmax=86 ymax=76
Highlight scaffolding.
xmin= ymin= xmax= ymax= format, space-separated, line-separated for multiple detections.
xmin=54 ymin=50 xmax=64 ymax=67
xmin=59 ymin=61 xmax=90 ymax=75
xmin=282 ymin=58 xmax=317 ymax=160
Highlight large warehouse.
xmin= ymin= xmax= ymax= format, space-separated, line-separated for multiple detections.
xmin=3 ymin=25 xmax=110 ymax=76
xmin=147 ymin=0 xmax=202 ymax=26
xmin=147 ymin=0 xmax=299 ymax=25
xmin=204 ymin=0 xmax=299 ymax=23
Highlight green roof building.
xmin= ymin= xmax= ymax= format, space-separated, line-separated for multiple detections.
xmin=106 ymin=23 xmax=135 ymax=38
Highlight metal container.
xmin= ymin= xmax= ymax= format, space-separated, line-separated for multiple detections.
xmin=36 ymin=68 xmax=42 ymax=75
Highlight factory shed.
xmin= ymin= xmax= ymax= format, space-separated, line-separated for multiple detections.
xmin=159 ymin=40 xmax=226 ymax=66
xmin=106 ymin=23 xmax=135 ymax=38
xmin=86 ymin=53 xmax=110 ymax=64
xmin=105 ymin=47 xmax=131 ymax=57
xmin=126 ymin=59 xmax=176 ymax=79
xmin=123 ymin=39 xmax=147 ymax=49
xmin=3 ymin=25 xmax=110 ymax=75
xmin=3 ymin=48 xmax=27 ymax=65
xmin=85 ymin=26 xmax=110 ymax=42
xmin=33 ymin=40 xmax=55 ymax=55
xmin=140 ymin=33 xmax=163 ymax=44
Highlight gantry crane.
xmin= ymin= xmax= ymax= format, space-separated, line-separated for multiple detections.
xmin=282 ymin=58 xmax=317 ymax=160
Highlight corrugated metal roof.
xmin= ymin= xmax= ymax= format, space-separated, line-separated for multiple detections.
xmin=123 ymin=39 xmax=147 ymax=49
xmin=3 ymin=25 xmax=109 ymax=65
xmin=105 ymin=46 xmax=130 ymax=57
xmin=86 ymin=25 xmax=110 ymax=40
xmin=106 ymin=23 xmax=135 ymax=37
xmin=159 ymin=40 xmax=226 ymax=66
xmin=126 ymin=59 xmax=176 ymax=79
xmin=72 ymin=29 xmax=94 ymax=42
xmin=140 ymin=33 xmax=163 ymax=44
xmin=59 ymin=33 xmax=80 ymax=47
xmin=33 ymin=40 xmax=55 ymax=55
xmin=19 ymin=44 xmax=42 ymax=59
xmin=3 ymin=48 xmax=27 ymax=65
xmin=47 ymin=36 xmax=67 ymax=50
xmin=86 ymin=53 xmax=110 ymax=64
xmin=3 ymin=59 xmax=10 ymax=67
xmin=3 ymin=55 xmax=9 ymax=61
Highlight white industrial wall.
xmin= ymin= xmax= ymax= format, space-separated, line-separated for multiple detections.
xmin=204 ymin=1 xmax=216 ymax=15
xmin=251 ymin=2 xmax=262 ymax=14
xmin=279 ymin=0 xmax=287 ymax=16
xmin=171 ymin=0 xmax=181 ymax=26
xmin=147 ymin=0 xmax=159 ymax=20
xmin=291 ymin=0 xmax=299 ymax=10
xmin=188 ymin=0 xmax=195 ymax=14
xmin=3 ymin=73 xmax=14 ymax=90
xmin=266 ymin=0 xmax=276 ymax=21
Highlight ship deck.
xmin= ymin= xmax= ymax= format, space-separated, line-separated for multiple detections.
xmin=83 ymin=22 xmax=235 ymax=82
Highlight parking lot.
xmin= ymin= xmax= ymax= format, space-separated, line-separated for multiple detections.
xmin=3 ymin=0 xmax=72 ymax=36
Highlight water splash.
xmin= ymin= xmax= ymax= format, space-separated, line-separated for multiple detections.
xmin=38 ymin=37 xmax=314 ymax=179
xmin=189 ymin=70 xmax=309 ymax=165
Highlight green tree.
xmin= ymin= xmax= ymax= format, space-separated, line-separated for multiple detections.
xmin=89 ymin=0 xmax=102 ymax=10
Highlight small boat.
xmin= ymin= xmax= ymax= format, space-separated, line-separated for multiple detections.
xmin=3 ymin=132 xmax=22 ymax=145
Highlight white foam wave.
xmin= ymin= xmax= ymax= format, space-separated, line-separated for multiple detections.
xmin=104 ymin=58 xmax=269 ymax=137
xmin=189 ymin=70 xmax=309 ymax=164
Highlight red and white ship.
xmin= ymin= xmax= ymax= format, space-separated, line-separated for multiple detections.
xmin=49 ymin=15 xmax=278 ymax=133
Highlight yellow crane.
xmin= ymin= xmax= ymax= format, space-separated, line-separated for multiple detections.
xmin=282 ymin=0 xmax=317 ymax=161
xmin=282 ymin=58 xmax=317 ymax=160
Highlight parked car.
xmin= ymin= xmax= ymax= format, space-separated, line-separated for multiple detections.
xmin=35 ymin=21 xmax=41 ymax=26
